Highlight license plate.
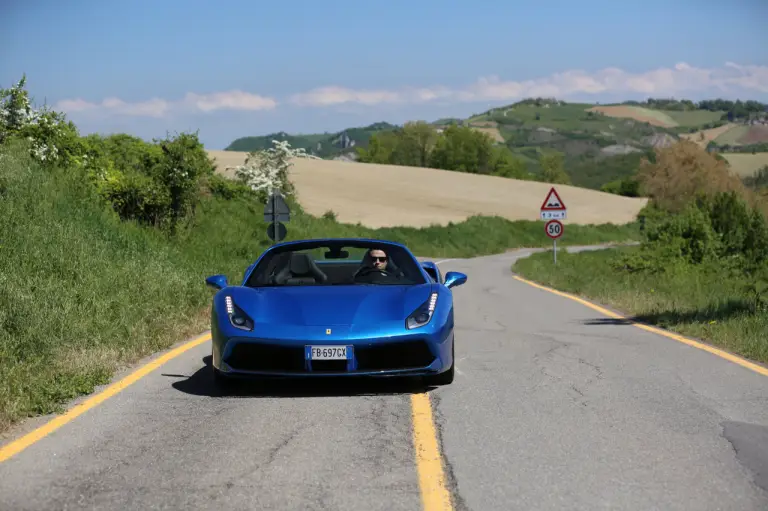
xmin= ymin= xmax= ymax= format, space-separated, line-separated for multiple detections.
xmin=307 ymin=345 xmax=351 ymax=360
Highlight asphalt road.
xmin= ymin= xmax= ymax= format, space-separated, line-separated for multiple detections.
xmin=1 ymin=246 xmax=767 ymax=510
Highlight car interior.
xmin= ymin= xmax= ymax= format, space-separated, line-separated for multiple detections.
xmin=245 ymin=246 xmax=421 ymax=287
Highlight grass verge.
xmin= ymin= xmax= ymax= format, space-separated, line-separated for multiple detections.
xmin=0 ymin=143 xmax=640 ymax=434
xmin=511 ymin=246 xmax=768 ymax=365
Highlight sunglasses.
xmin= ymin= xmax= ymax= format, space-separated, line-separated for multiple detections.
xmin=372 ymin=256 xmax=388 ymax=262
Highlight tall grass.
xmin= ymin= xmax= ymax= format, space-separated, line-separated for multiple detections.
xmin=0 ymin=141 xmax=640 ymax=432
xmin=512 ymin=247 xmax=768 ymax=364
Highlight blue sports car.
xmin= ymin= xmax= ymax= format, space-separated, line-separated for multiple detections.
xmin=204 ymin=238 xmax=467 ymax=387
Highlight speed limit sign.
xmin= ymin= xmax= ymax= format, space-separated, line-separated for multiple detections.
xmin=545 ymin=219 xmax=563 ymax=239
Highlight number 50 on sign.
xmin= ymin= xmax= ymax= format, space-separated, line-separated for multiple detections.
xmin=545 ymin=219 xmax=563 ymax=239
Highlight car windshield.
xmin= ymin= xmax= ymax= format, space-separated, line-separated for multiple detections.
xmin=244 ymin=241 xmax=426 ymax=287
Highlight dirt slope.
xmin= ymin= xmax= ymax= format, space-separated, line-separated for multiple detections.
xmin=208 ymin=150 xmax=648 ymax=228
xmin=680 ymin=123 xmax=738 ymax=147
xmin=586 ymin=106 xmax=677 ymax=127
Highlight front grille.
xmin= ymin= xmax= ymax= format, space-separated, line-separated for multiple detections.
xmin=310 ymin=360 xmax=348 ymax=372
xmin=225 ymin=339 xmax=435 ymax=373
xmin=225 ymin=343 xmax=304 ymax=372
xmin=355 ymin=340 xmax=435 ymax=371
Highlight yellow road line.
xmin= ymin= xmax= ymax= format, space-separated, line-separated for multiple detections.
xmin=411 ymin=392 xmax=453 ymax=511
xmin=0 ymin=332 xmax=212 ymax=463
xmin=2 ymin=329 xmax=456 ymax=511
xmin=512 ymin=275 xmax=768 ymax=378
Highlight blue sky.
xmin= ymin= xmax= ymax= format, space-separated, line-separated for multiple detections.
xmin=2 ymin=0 xmax=767 ymax=149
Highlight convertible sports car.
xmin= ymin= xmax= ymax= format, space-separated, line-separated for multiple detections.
xmin=204 ymin=238 xmax=467 ymax=386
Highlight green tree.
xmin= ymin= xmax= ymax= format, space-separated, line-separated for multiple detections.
xmin=401 ymin=121 xmax=438 ymax=167
xmin=429 ymin=125 xmax=495 ymax=174
xmin=357 ymin=131 xmax=399 ymax=164
xmin=491 ymin=146 xmax=531 ymax=179
xmin=539 ymin=151 xmax=571 ymax=184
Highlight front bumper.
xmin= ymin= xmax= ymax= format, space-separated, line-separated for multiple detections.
xmin=213 ymin=336 xmax=451 ymax=379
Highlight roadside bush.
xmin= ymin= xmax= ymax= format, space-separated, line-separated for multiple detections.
xmin=637 ymin=140 xmax=747 ymax=213
xmin=84 ymin=133 xmax=163 ymax=174
xmin=203 ymin=173 xmax=257 ymax=200
xmin=705 ymin=191 xmax=759 ymax=260
xmin=614 ymin=189 xmax=768 ymax=275
xmin=78 ymin=132 xmax=215 ymax=232
xmin=147 ymin=132 xmax=216 ymax=232
xmin=645 ymin=201 xmax=718 ymax=264
xmin=98 ymin=168 xmax=172 ymax=228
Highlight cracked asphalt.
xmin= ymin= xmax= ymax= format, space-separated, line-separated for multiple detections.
xmin=1 ymin=246 xmax=767 ymax=510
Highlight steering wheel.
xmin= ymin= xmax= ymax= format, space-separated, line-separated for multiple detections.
xmin=353 ymin=266 xmax=391 ymax=280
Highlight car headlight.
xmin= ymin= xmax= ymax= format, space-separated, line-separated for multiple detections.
xmin=225 ymin=295 xmax=254 ymax=331
xmin=406 ymin=292 xmax=438 ymax=329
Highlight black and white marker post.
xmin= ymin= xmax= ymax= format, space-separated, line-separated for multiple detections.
xmin=264 ymin=189 xmax=290 ymax=244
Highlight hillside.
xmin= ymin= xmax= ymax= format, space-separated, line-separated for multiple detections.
xmin=225 ymin=122 xmax=397 ymax=159
xmin=224 ymin=97 xmax=768 ymax=191
xmin=208 ymin=149 xmax=648 ymax=228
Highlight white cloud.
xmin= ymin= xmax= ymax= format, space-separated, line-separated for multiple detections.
xmin=288 ymin=86 xmax=403 ymax=107
xmin=54 ymin=62 xmax=768 ymax=118
xmin=290 ymin=62 xmax=768 ymax=107
xmin=181 ymin=90 xmax=278 ymax=112
xmin=55 ymin=90 xmax=277 ymax=118
xmin=56 ymin=97 xmax=170 ymax=118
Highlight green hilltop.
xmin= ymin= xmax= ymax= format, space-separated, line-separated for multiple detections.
xmin=226 ymin=122 xmax=398 ymax=159
xmin=225 ymin=97 xmax=768 ymax=194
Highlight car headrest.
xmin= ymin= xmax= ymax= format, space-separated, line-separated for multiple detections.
xmin=289 ymin=253 xmax=315 ymax=275
xmin=278 ymin=252 xmax=328 ymax=283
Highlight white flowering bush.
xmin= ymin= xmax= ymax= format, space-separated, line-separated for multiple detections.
xmin=0 ymin=75 xmax=81 ymax=167
xmin=230 ymin=139 xmax=319 ymax=196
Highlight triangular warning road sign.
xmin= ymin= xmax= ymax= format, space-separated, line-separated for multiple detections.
xmin=540 ymin=187 xmax=566 ymax=211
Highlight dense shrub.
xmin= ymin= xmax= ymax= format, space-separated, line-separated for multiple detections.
xmin=1 ymin=76 xmax=217 ymax=233
xmin=601 ymin=176 xmax=642 ymax=197
xmin=636 ymin=140 xmax=747 ymax=213
xmin=203 ymin=173 xmax=258 ymax=200
xmin=615 ymin=190 xmax=768 ymax=275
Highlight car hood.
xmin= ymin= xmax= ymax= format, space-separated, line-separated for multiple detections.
xmin=228 ymin=284 xmax=434 ymax=327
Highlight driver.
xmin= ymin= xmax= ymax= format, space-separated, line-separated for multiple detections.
xmin=354 ymin=248 xmax=401 ymax=282
xmin=366 ymin=248 xmax=389 ymax=273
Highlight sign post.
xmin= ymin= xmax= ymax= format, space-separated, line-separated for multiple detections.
xmin=540 ymin=187 xmax=566 ymax=264
xmin=264 ymin=190 xmax=290 ymax=244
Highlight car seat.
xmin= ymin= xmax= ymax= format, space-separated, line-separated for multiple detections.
xmin=274 ymin=253 xmax=329 ymax=285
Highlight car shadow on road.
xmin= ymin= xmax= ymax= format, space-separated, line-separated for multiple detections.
xmin=582 ymin=298 xmax=759 ymax=328
xmin=168 ymin=356 xmax=437 ymax=398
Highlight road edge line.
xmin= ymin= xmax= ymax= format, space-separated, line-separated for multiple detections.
xmin=511 ymin=274 xmax=768 ymax=378
xmin=0 ymin=332 xmax=212 ymax=463
xmin=411 ymin=392 xmax=453 ymax=511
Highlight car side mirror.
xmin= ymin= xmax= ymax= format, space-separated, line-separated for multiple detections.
xmin=205 ymin=274 xmax=228 ymax=290
xmin=444 ymin=271 xmax=467 ymax=289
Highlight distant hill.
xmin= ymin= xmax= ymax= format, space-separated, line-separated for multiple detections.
xmin=224 ymin=97 xmax=768 ymax=190
xmin=225 ymin=122 xmax=398 ymax=159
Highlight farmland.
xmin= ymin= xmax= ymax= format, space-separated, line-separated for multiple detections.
xmin=223 ymin=98 xmax=766 ymax=195
xmin=586 ymin=105 xmax=678 ymax=127
xmin=208 ymin=150 xmax=648 ymax=228
xmin=722 ymin=153 xmax=768 ymax=178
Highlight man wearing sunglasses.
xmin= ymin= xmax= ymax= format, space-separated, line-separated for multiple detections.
xmin=352 ymin=248 xmax=395 ymax=283
xmin=367 ymin=249 xmax=389 ymax=272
